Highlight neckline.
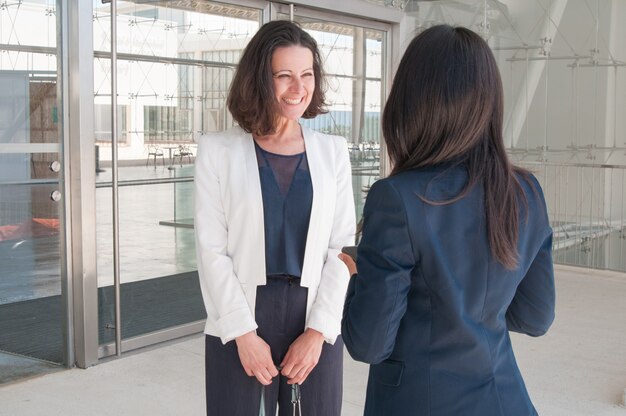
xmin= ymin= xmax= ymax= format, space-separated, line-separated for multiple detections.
xmin=254 ymin=140 xmax=305 ymax=157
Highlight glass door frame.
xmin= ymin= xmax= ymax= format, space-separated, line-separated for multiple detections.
xmin=60 ymin=0 xmax=100 ymax=368
xmin=0 ymin=0 xmax=76 ymax=371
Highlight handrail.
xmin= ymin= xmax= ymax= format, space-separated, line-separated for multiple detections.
xmin=517 ymin=161 xmax=626 ymax=170
xmin=1 ymin=177 xmax=195 ymax=187
xmin=0 ymin=179 xmax=59 ymax=186
xmin=95 ymin=176 xmax=194 ymax=188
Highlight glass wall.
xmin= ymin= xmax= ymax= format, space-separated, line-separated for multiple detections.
xmin=399 ymin=0 xmax=626 ymax=273
xmin=91 ymin=0 xmax=390 ymax=357
xmin=0 ymin=0 xmax=65 ymax=379
xmin=92 ymin=0 xmax=262 ymax=353
xmin=1 ymin=0 xmax=393 ymax=373
xmin=275 ymin=6 xmax=388 ymax=220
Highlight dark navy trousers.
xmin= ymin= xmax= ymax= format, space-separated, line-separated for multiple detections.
xmin=205 ymin=276 xmax=343 ymax=416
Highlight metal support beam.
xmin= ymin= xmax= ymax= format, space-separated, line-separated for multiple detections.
xmin=110 ymin=0 xmax=122 ymax=358
xmin=63 ymin=0 xmax=99 ymax=368
xmin=352 ymin=27 xmax=365 ymax=144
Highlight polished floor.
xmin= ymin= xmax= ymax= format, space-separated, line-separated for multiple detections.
xmin=1 ymin=265 xmax=625 ymax=416
xmin=1 ymin=162 xmax=626 ymax=414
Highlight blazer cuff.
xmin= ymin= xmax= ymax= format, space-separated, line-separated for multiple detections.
xmin=306 ymin=308 xmax=340 ymax=345
xmin=217 ymin=308 xmax=258 ymax=344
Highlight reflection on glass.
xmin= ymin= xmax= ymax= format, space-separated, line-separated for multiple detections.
xmin=282 ymin=14 xmax=386 ymax=221
xmin=94 ymin=1 xmax=261 ymax=347
xmin=92 ymin=0 xmax=260 ymax=174
xmin=0 ymin=0 xmax=63 ymax=368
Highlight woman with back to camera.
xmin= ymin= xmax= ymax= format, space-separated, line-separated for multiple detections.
xmin=194 ymin=20 xmax=355 ymax=416
xmin=339 ymin=25 xmax=555 ymax=415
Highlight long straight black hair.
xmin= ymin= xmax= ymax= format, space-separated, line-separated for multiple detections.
xmin=383 ymin=25 xmax=529 ymax=269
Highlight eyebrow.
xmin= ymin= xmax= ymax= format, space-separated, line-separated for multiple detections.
xmin=272 ymin=67 xmax=314 ymax=75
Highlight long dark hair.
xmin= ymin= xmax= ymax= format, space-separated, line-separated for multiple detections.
xmin=383 ymin=25 xmax=528 ymax=269
xmin=227 ymin=20 xmax=328 ymax=136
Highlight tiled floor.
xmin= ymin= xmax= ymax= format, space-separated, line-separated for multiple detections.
xmin=1 ymin=266 xmax=625 ymax=415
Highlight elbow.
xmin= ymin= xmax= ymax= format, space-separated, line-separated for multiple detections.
xmin=526 ymin=326 xmax=549 ymax=337
xmin=343 ymin=340 xmax=391 ymax=365
xmin=527 ymin=311 xmax=555 ymax=337
xmin=508 ymin=310 xmax=555 ymax=337
xmin=341 ymin=322 xmax=392 ymax=364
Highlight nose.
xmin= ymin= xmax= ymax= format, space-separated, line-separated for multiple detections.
xmin=290 ymin=76 xmax=305 ymax=92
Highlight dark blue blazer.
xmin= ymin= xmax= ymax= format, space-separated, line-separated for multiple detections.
xmin=342 ymin=165 xmax=555 ymax=416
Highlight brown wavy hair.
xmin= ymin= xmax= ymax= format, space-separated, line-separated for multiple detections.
xmin=383 ymin=25 xmax=529 ymax=269
xmin=227 ymin=20 xmax=328 ymax=136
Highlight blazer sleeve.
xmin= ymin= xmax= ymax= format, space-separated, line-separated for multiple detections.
xmin=305 ymin=138 xmax=356 ymax=344
xmin=506 ymin=230 xmax=555 ymax=337
xmin=506 ymin=177 xmax=555 ymax=337
xmin=342 ymin=179 xmax=415 ymax=364
xmin=194 ymin=137 xmax=257 ymax=343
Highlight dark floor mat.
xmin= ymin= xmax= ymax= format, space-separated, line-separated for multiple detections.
xmin=0 ymin=271 xmax=206 ymax=363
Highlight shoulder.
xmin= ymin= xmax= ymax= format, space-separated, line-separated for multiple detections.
xmin=198 ymin=126 xmax=247 ymax=146
xmin=522 ymin=170 xmax=548 ymax=200
xmin=195 ymin=127 xmax=251 ymax=177
xmin=523 ymin=171 xmax=542 ymax=191
xmin=197 ymin=126 xmax=249 ymax=154
xmin=301 ymin=125 xmax=347 ymax=152
xmin=515 ymin=170 xmax=546 ymax=203
xmin=514 ymin=169 xmax=551 ymax=229
xmin=366 ymin=177 xmax=405 ymax=207
xmin=381 ymin=165 xmax=458 ymax=192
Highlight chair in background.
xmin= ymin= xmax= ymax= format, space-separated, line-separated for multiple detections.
xmin=146 ymin=145 xmax=165 ymax=167
xmin=348 ymin=142 xmax=361 ymax=162
xmin=174 ymin=144 xmax=194 ymax=166
xmin=363 ymin=141 xmax=379 ymax=161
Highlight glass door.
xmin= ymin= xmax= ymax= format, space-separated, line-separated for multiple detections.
xmin=0 ymin=0 xmax=65 ymax=379
xmin=93 ymin=0 xmax=264 ymax=356
xmin=90 ymin=0 xmax=390 ymax=357
xmin=272 ymin=3 xmax=390 ymax=219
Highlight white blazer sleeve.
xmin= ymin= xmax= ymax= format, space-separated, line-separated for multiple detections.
xmin=194 ymin=137 xmax=257 ymax=343
xmin=306 ymin=138 xmax=356 ymax=343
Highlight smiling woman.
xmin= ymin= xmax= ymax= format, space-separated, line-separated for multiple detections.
xmin=195 ymin=20 xmax=355 ymax=416
xmin=271 ymin=46 xmax=316 ymax=125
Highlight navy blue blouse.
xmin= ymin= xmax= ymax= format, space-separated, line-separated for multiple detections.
xmin=254 ymin=141 xmax=313 ymax=277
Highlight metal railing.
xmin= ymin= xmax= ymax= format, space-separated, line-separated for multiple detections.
xmin=518 ymin=161 xmax=626 ymax=273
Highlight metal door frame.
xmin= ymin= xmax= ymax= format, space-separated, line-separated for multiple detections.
xmin=70 ymin=0 xmax=402 ymax=366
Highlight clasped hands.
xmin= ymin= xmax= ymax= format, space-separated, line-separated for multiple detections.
xmin=236 ymin=255 xmax=355 ymax=386
xmin=235 ymin=328 xmax=325 ymax=386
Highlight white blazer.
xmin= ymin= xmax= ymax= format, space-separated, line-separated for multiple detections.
xmin=194 ymin=125 xmax=356 ymax=344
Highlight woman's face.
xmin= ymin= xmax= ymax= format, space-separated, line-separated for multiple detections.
xmin=271 ymin=45 xmax=315 ymax=123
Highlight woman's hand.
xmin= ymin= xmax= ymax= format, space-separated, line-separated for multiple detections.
xmin=235 ymin=331 xmax=279 ymax=385
xmin=338 ymin=253 xmax=357 ymax=276
xmin=280 ymin=328 xmax=325 ymax=385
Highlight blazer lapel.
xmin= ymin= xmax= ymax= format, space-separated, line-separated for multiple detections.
xmin=242 ymin=132 xmax=266 ymax=287
xmin=301 ymin=126 xmax=322 ymax=286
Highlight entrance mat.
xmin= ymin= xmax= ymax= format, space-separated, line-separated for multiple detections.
xmin=0 ymin=271 xmax=206 ymax=363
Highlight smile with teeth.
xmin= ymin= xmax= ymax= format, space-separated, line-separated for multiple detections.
xmin=283 ymin=97 xmax=304 ymax=105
